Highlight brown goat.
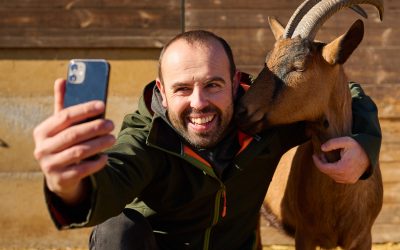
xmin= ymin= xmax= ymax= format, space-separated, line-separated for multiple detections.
xmin=236 ymin=0 xmax=384 ymax=249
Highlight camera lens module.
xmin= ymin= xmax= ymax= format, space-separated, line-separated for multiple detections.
xmin=69 ymin=74 xmax=77 ymax=82
xmin=71 ymin=64 xmax=78 ymax=71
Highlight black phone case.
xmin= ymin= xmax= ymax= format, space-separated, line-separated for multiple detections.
xmin=64 ymin=59 xmax=110 ymax=119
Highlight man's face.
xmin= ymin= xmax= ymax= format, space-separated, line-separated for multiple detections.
xmin=157 ymin=39 xmax=239 ymax=149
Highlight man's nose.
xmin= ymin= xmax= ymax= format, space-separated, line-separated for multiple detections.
xmin=190 ymin=87 xmax=208 ymax=110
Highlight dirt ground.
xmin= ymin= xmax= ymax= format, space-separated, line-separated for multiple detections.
xmin=0 ymin=244 xmax=399 ymax=250
xmin=263 ymin=243 xmax=400 ymax=250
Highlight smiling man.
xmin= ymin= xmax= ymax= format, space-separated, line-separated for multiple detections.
xmin=156 ymin=37 xmax=238 ymax=149
xmin=33 ymin=30 xmax=381 ymax=250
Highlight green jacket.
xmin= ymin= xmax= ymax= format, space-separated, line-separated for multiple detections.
xmin=46 ymin=78 xmax=381 ymax=250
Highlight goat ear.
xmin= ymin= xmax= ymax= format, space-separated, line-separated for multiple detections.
xmin=322 ymin=19 xmax=364 ymax=65
xmin=268 ymin=16 xmax=285 ymax=40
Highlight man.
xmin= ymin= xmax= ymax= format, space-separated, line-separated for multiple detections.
xmin=33 ymin=30 xmax=381 ymax=250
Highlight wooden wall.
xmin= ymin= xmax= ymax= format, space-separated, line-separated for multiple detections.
xmin=1 ymin=0 xmax=399 ymax=246
xmin=0 ymin=0 xmax=181 ymax=48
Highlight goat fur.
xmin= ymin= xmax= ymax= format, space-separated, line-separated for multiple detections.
xmin=237 ymin=18 xmax=383 ymax=250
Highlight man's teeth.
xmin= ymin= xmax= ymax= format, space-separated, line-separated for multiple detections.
xmin=190 ymin=115 xmax=214 ymax=125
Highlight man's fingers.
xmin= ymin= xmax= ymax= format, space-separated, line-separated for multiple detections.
xmin=313 ymin=154 xmax=332 ymax=173
xmin=61 ymin=154 xmax=109 ymax=183
xmin=34 ymin=101 xmax=105 ymax=141
xmin=312 ymin=154 xmax=358 ymax=184
xmin=46 ymin=154 xmax=108 ymax=196
xmin=35 ymin=119 xmax=114 ymax=159
xmin=54 ymin=79 xmax=66 ymax=113
xmin=321 ymin=136 xmax=353 ymax=152
xmin=40 ymin=134 xmax=115 ymax=172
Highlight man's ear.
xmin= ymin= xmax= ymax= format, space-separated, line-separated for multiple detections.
xmin=233 ymin=70 xmax=241 ymax=98
xmin=156 ymin=78 xmax=168 ymax=108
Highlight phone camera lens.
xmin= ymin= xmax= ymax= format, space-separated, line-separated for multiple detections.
xmin=71 ymin=64 xmax=78 ymax=71
xmin=69 ymin=74 xmax=77 ymax=82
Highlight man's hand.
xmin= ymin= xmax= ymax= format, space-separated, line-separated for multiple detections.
xmin=312 ymin=136 xmax=370 ymax=184
xmin=33 ymin=79 xmax=116 ymax=205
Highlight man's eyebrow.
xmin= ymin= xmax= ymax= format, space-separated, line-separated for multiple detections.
xmin=204 ymin=76 xmax=226 ymax=85
xmin=171 ymin=77 xmax=226 ymax=88
xmin=171 ymin=82 xmax=191 ymax=89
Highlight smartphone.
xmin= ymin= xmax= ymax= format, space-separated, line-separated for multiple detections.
xmin=64 ymin=59 xmax=110 ymax=120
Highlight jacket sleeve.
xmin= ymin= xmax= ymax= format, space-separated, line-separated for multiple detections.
xmin=349 ymin=82 xmax=382 ymax=179
xmin=45 ymin=111 xmax=163 ymax=229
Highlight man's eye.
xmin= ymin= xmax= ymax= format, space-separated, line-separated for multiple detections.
xmin=206 ymin=82 xmax=221 ymax=88
xmin=175 ymin=87 xmax=191 ymax=93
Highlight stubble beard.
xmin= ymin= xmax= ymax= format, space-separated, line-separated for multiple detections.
xmin=168 ymin=103 xmax=234 ymax=149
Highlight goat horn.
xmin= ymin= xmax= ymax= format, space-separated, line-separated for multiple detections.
xmin=284 ymin=0 xmax=321 ymax=38
xmin=284 ymin=0 xmax=368 ymax=38
xmin=350 ymin=5 xmax=368 ymax=18
xmin=291 ymin=0 xmax=384 ymax=40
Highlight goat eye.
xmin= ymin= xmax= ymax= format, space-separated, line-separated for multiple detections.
xmin=292 ymin=63 xmax=306 ymax=72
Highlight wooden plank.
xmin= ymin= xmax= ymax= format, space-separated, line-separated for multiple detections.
xmin=0 ymin=0 xmax=179 ymax=8
xmin=380 ymin=144 xmax=400 ymax=163
xmin=383 ymin=182 xmax=400 ymax=203
xmin=204 ymin=27 xmax=400 ymax=60
xmin=0 ymin=36 xmax=174 ymax=48
xmin=0 ymin=28 xmax=179 ymax=38
xmin=375 ymin=203 xmax=400 ymax=224
xmin=316 ymin=28 xmax=400 ymax=47
xmin=0 ymin=9 xmax=180 ymax=29
xmin=372 ymin=224 xmax=400 ymax=243
xmin=0 ymin=0 xmax=182 ymax=48
xmin=380 ymin=161 xmax=400 ymax=182
xmin=187 ymin=0 xmax=306 ymax=9
xmin=0 ymin=8 xmax=181 ymax=48
xmin=186 ymin=0 xmax=400 ymax=10
xmin=380 ymin=119 xmax=400 ymax=142
xmin=186 ymin=8 xmax=393 ymax=29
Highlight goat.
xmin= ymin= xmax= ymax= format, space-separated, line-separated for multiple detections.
xmin=236 ymin=0 xmax=384 ymax=249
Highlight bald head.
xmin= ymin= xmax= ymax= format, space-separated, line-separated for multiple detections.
xmin=158 ymin=30 xmax=236 ymax=83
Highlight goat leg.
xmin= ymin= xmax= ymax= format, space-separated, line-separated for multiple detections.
xmin=295 ymin=229 xmax=317 ymax=250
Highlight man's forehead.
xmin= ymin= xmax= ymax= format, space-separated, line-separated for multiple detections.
xmin=162 ymin=40 xmax=226 ymax=69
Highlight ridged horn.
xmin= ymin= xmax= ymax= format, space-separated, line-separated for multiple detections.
xmin=350 ymin=5 xmax=368 ymax=18
xmin=283 ymin=0 xmax=369 ymax=38
xmin=284 ymin=0 xmax=321 ymax=38
xmin=291 ymin=0 xmax=384 ymax=40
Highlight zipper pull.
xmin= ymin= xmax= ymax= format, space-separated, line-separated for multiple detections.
xmin=222 ymin=190 xmax=227 ymax=218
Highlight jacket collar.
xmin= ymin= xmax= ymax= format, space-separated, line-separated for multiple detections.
xmin=140 ymin=77 xmax=255 ymax=164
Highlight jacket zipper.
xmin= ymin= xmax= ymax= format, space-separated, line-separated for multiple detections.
xmin=148 ymin=143 xmax=229 ymax=250
xmin=203 ymin=185 xmax=226 ymax=250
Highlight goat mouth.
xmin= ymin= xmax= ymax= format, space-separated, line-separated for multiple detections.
xmin=236 ymin=111 xmax=270 ymax=134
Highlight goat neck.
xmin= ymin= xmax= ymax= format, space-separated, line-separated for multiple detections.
xmin=307 ymin=67 xmax=353 ymax=163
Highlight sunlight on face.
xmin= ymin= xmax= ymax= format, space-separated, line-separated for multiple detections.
xmin=157 ymin=39 xmax=236 ymax=148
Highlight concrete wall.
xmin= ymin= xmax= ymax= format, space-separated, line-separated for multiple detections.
xmin=0 ymin=48 xmax=160 ymax=248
